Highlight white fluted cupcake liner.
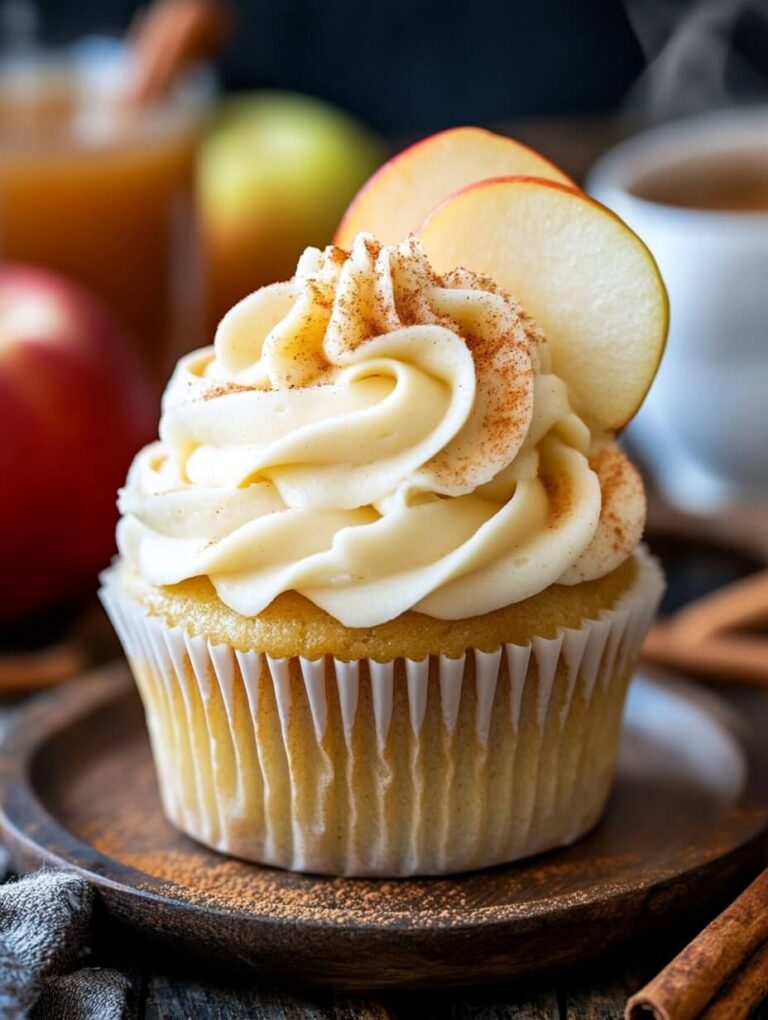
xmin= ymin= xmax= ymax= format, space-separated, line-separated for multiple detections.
xmin=100 ymin=548 xmax=663 ymax=877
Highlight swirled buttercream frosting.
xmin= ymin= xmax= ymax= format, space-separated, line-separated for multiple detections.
xmin=117 ymin=234 xmax=645 ymax=627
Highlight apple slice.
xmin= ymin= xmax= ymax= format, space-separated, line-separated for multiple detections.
xmin=333 ymin=126 xmax=574 ymax=249
xmin=418 ymin=176 xmax=668 ymax=431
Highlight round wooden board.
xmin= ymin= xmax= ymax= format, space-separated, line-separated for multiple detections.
xmin=1 ymin=665 xmax=767 ymax=992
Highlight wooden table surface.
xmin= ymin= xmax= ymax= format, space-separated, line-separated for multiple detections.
xmin=110 ymin=953 xmax=768 ymax=1019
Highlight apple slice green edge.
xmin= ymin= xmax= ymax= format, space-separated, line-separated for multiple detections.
xmin=417 ymin=175 xmax=669 ymax=433
xmin=333 ymin=126 xmax=576 ymax=250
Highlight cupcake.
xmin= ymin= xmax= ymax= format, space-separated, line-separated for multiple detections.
xmin=102 ymin=129 xmax=667 ymax=877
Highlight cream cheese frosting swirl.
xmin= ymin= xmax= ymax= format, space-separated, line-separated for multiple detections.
xmin=117 ymin=234 xmax=645 ymax=627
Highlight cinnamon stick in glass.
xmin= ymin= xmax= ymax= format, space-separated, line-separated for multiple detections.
xmin=123 ymin=0 xmax=232 ymax=108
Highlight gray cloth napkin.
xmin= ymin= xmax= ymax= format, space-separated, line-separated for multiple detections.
xmin=0 ymin=870 xmax=129 ymax=1020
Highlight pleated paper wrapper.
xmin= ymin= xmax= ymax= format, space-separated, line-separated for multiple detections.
xmin=100 ymin=549 xmax=663 ymax=877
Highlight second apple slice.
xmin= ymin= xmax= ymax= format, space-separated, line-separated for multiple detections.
xmin=418 ymin=176 xmax=668 ymax=432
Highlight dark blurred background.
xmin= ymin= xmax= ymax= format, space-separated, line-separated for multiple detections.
xmin=27 ymin=0 xmax=765 ymax=137
xmin=22 ymin=1 xmax=645 ymax=135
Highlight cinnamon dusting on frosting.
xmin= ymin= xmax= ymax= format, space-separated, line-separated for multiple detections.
xmin=200 ymin=382 xmax=252 ymax=400
xmin=118 ymin=233 xmax=645 ymax=625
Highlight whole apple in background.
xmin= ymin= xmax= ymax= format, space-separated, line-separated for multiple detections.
xmin=199 ymin=91 xmax=386 ymax=330
xmin=0 ymin=265 xmax=156 ymax=623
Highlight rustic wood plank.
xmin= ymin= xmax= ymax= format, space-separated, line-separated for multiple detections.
xmin=562 ymin=954 xmax=674 ymax=1020
xmin=141 ymin=976 xmax=563 ymax=1020
xmin=389 ymin=987 xmax=560 ymax=1019
xmin=457 ymin=989 xmax=560 ymax=1019
xmin=143 ymin=974 xmax=392 ymax=1020
xmin=563 ymin=978 xmax=627 ymax=1019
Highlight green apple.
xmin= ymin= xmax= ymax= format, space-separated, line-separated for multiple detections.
xmin=200 ymin=92 xmax=386 ymax=329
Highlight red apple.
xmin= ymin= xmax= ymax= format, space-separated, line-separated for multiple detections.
xmin=0 ymin=265 xmax=156 ymax=622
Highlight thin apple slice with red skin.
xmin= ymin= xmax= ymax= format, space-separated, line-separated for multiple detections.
xmin=417 ymin=176 xmax=669 ymax=432
xmin=333 ymin=126 xmax=575 ymax=249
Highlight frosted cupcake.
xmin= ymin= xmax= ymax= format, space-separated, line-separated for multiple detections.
xmin=102 ymin=133 xmax=667 ymax=877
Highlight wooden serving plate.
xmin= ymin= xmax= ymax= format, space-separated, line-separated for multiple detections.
xmin=1 ymin=665 xmax=767 ymax=991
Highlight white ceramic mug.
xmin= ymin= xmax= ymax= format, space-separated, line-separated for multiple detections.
xmin=588 ymin=108 xmax=768 ymax=510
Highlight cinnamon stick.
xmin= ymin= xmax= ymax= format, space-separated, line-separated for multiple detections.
xmin=699 ymin=938 xmax=768 ymax=1020
xmin=625 ymin=869 xmax=768 ymax=1020
xmin=122 ymin=0 xmax=232 ymax=109
xmin=643 ymin=627 xmax=768 ymax=687
xmin=667 ymin=570 xmax=768 ymax=642
xmin=642 ymin=567 xmax=768 ymax=687
xmin=0 ymin=641 xmax=86 ymax=693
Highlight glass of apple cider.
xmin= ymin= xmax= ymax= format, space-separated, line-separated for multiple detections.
xmin=0 ymin=33 xmax=213 ymax=384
